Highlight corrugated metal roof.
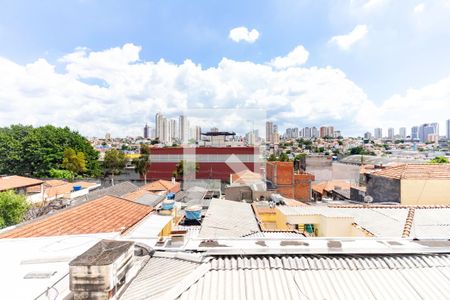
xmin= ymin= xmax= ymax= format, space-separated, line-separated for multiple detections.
xmin=336 ymin=208 xmax=409 ymax=237
xmin=199 ymin=199 xmax=260 ymax=238
xmin=177 ymin=254 xmax=450 ymax=300
xmin=120 ymin=255 xmax=201 ymax=300
xmin=410 ymin=208 xmax=450 ymax=238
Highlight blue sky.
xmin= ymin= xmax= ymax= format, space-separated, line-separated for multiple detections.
xmin=1 ymin=0 xmax=450 ymax=136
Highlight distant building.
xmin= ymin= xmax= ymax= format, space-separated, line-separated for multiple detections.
xmin=388 ymin=128 xmax=395 ymax=139
xmin=411 ymin=126 xmax=419 ymax=140
xmin=419 ymin=123 xmax=439 ymax=143
xmin=374 ymin=128 xmax=382 ymax=139
xmin=143 ymin=124 xmax=150 ymax=139
xmin=399 ymin=127 xmax=406 ymax=139
xmin=194 ymin=126 xmax=202 ymax=142
xmin=333 ymin=130 xmax=341 ymax=138
xmin=311 ymin=126 xmax=319 ymax=138
xmin=265 ymin=121 xmax=273 ymax=143
xmin=447 ymin=119 xmax=450 ymax=139
xmin=364 ymin=132 xmax=372 ymax=139
xmin=303 ymin=127 xmax=311 ymax=139
xmin=179 ymin=115 xmax=188 ymax=144
xmin=319 ymin=126 xmax=327 ymax=137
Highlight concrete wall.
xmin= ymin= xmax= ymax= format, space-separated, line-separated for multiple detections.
xmin=401 ymin=179 xmax=450 ymax=205
xmin=225 ymin=186 xmax=253 ymax=201
xmin=275 ymin=208 xmax=358 ymax=237
xmin=366 ymin=175 xmax=400 ymax=203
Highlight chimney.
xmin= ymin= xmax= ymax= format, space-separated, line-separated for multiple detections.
xmin=69 ymin=240 xmax=135 ymax=300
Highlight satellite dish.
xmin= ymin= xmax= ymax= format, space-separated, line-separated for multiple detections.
xmin=364 ymin=195 xmax=373 ymax=204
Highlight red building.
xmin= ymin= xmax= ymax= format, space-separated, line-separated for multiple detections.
xmin=147 ymin=147 xmax=261 ymax=182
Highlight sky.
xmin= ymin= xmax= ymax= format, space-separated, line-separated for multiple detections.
xmin=1 ymin=0 xmax=450 ymax=137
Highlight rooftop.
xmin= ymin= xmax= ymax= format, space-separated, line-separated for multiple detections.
xmin=370 ymin=164 xmax=450 ymax=180
xmin=82 ymin=181 xmax=140 ymax=201
xmin=0 ymin=195 xmax=152 ymax=238
xmin=0 ymin=175 xmax=43 ymax=192
xmin=119 ymin=252 xmax=450 ymax=300
xmin=27 ymin=180 xmax=98 ymax=198
xmin=141 ymin=179 xmax=180 ymax=193
xmin=312 ymin=179 xmax=352 ymax=194
xmin=198 ymin=199 xmax=260 ymax=238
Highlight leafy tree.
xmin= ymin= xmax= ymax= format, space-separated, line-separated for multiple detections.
xmin=430 ymin=156 xmax=449 ymax=164
xmin=0 ymin=124 xmax=100 ymax=177
xmin=62 ymin=148 xmax=87 ymax=178
xmin=0 ymin=191 xmax=29 ymax=229
xmin=172 ymin=160 xmax=199 ymax=180
xmin=348 ymin=146 xmax=376 ymax=156
xmin=49 ymin=169 xmax=74 ymax=180
xmin=104 ymin=149 xmax=127 ymax=185
xmin=132 ymin=144 xmax=151 ymax=184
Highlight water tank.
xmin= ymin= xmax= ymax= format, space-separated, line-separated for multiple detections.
xmin=166 ymin=192 xmax=175 ymax=200
xmin=270 ymin=194 xmax=284 ymax=204
xmin=161 ymin=199 xmax=175 ymax=210
xmin=73 ymin=185 xmax=82 ymax=192
xmin=185 ymin=205 xmax=202 ymax=220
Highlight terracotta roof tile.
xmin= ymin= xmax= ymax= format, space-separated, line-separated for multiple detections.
xmin=26 ymin=180 xmax=98 ymax=198
xmin=122 ymin=189 xmax=156 ymax=201
xmin=141 ymin=180 xmax=180 ymax=193
xmin=371 ymin=164 xmax=450 ymax=180
xmin=0 ymin=195 xmax=152 ymax=238
xmin=312 ymin=180 xmax=352 ymax=194
xmin=0 ymin=176 xmax=43 ymax=192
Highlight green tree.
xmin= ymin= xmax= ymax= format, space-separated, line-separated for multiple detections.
xmin=49 ymin=169 xmax=74 ymax=180
xmin=172 ymin=160 xmax=199 ymax=180
xmin=104 ymin=149 xmax=127 ymax=185
xmin=348 ymin=146 xmax=376 ymax=156
xmin=429 ymin=156 xmax=449 ymax=164
xmin=0 ymin=124 xmax=100 ymax=177
xmin=132 ymin=144 xmax=151 ymax=184
xmin=62 ymin=148 xmax=87 ymax=178
xmin=0 ymin=191 xmax=29 ymax=229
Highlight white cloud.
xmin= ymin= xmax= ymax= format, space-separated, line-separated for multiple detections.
xmin=228 ymin=26 xmax=260 ymax=43
xmin=1 ymin=43 xmax=449 ymax=137
xmin=363 ymin=77 xmax=450 ymax=132
xmin=0 ymin=43 xmax=374 ymax=136
xmin=269 ymin=45 xmax=309 ymax=69
xmin=414 ymin=3 xmax=425 ymax=14
xmin=329 ymin=24 xmax=368 ymax=50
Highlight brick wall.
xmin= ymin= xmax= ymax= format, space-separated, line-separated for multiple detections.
xmin=266 ymin=161 xmax=314 ymax=202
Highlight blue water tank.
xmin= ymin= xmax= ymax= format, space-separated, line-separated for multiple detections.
xmin=162 ymin=199 xmax=175 ymax=210
xmin=166 ymin=192 xmax=175 ymax=200
xmin=185 ymin=205 xmax=202 ymax=220
xmin=73 ymin=185 xmax=82 ymax=191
